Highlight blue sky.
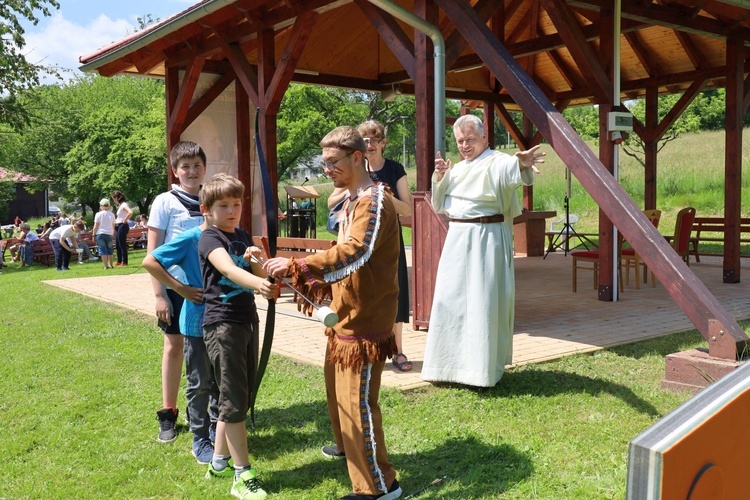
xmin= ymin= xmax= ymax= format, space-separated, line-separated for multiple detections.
xmin=21 ymin=0 xmax=194 ymax=80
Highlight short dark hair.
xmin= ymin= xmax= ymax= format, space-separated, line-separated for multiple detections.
xmin=170 ymin=141 xmax=207 ymax=169
xmin=200 ymin=173 xmax=244 ymax=209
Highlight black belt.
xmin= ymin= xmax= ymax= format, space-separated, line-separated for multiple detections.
xmin=450 ymin=214 xmax=504 ymax=224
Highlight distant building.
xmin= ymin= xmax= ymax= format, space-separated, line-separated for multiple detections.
xmin=0 ymin=167 xmax=51 ymax=224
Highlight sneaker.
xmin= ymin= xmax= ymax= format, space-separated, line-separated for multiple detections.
xmin=322 ymin=445 xmax=346 ymax=459
xmin=78 ymin=261 xmax=84 ymax=265
xmin=339 ymin=480 xmax=402 ymax=500
xmin=206 ymin=458 xmax=235 ymax=479
xmin=90 ymin=256 xmax=99 ymax=261
xmin=192 ymin=437 xmax=214 ymax=465
xmin=156 ymin=407 xmax=179 ymax=443
xmin=231 ymin=469 xmax=267 ymax=499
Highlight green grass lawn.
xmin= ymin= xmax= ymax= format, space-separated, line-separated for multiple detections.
xmin=1 ymin=251 xmax=730 ymax=498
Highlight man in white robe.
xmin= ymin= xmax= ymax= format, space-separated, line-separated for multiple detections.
xmin=421 ymin=114 xmax=545 ymax=387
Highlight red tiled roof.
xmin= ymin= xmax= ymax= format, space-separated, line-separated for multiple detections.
xmin=0 ymin=167 xmax=47 ymax=183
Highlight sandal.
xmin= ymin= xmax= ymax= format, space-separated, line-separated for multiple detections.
xmin=392 ymin=353 xmax=413 ymax=372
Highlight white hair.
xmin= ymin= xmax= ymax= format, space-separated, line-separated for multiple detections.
xmin=453 ymin=114 xmax=484 ymax=135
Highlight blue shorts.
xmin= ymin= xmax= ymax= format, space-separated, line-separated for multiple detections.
xmin=96 ymin=234 xmax=114 ymax=256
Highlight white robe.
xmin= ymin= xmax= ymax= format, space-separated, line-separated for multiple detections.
xmin=421 ymin=148 xmax=534 ymax=387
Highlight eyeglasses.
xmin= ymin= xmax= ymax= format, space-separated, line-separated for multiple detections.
xmin=322 ymin=150 xmax=355 ymax=169
xmin=363 ymin=138 xmax=382 ymax=146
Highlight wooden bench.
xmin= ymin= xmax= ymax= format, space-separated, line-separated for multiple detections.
xmin=30 ymin=238 xmax=55 ymax=266
xmin=252 ymin=236 xmax=336 ymax=295
xmin=117 ymin=227 xmax=148 ymax=251
xmin=689 ymin=217 xmax=750 ymax=261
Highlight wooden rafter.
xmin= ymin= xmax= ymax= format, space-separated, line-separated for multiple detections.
xmin=184 ymin=71 xmax=236 ymax=130
xmin=541 ymin=0 xmax=610 ymax=102
xmin=219 ymin=39 xmax=260 ymax=106
xmin=264 ymin=11 xmax=318 ymax=113
xmin=624 ymin=30 xmax=659 ymax=76
xmin=674 ymin=30 xmax=705 ymax=70
xmin=523 ymin=0 xmax=541 ymax=75
xmin=654 ymin=78 xmax=707 ymax=140
xmin=546 ymin=49 xmax=585 ymax=91
xmin=354 ymin=0 xmax=416 ymax=79
xmin=168 ymin=56 xmax=206 ymax=134
xmin=568 ymin=0 xmax=750 ymax=41
xmin=494 ymin=102 xmax=525 ymax=148
xmin=443 ymin=0 xmax=502 ymax=68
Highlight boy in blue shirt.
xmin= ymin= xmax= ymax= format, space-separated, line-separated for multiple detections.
xmin=142 ymin=217 xmax=217 ymax=465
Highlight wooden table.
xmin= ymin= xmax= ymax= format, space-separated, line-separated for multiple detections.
xmin=513 ymin=211 xmax=557 ymax=256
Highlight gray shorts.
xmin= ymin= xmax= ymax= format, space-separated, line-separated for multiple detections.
xmin=204 ymin=321 xmax=259 ymax=423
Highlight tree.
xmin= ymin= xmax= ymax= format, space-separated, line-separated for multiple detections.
xmin=0 ymin=0 xmax=60 ymax=128
xmin=276 ymin=84 xmax=368 ymax=179
xmin=7 ymin=75 xmax=166 ymax=215
xmin=622 ymin=93 xmax=701 ymax=167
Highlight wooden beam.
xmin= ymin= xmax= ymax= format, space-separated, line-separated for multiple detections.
xmin=674 ymin=30 xmax=705 ymax=70
xmin=219 ymin=40 xmax=260 ymax=107
xmin=546 ymin=49 xmax=585 ymax=91
xmin=165 ymin=66 xmax=180 ymax=188
xmin=415 ymin=0 xmax=437 ymax=192
xmin=236 ymin=84 xmax=254 ymax=232
xmin=724 ymin=37 xmax=743 ymax=284
xmin=354 ymin=0 xmax=416 ymax=80
xmin=436 ymin=0 xmax=748 ymax=354
xmin=258 ymin=27 xmax=279 ymax=203
xmin=264 ymin=11 xmax=318 ymax=114
xmin=184 ymin=72 xmax=236 ymax=131
xmin=168 ymin=57 xmax=206 ymax=136
xmin=494 ymin=103 xmax=525 ymax=149
xmin=624 ymin=31 xmax=659 ymax=77
xmin=540 ymin=0 xmax=611 ymax=103
xmin=654 ymin=78 xmax=707 ymax=140
xmin=644 ymin=87 xmax=658 ymax=210
xmin=443 ymin=0 xmax=503 ymax=68
xmin=568 ymin=0 xmax=750 ymax=41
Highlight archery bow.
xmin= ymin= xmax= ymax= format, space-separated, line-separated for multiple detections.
xmin=250 ymin=108 xmax=277 ymax=427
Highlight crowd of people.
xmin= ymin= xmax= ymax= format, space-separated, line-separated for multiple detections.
xmin=4 ymin=118 xmax=543 ymax=500
xmin=1 ymin=195 xmax=153 ymax=271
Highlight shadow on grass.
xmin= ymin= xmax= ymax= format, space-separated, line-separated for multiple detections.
xmin=263 ymin=436 xmax=531 ymax=498
xmin=480 ymin=370 xmax=660 ymax=416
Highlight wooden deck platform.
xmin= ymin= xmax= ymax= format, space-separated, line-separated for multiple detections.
xmin=44 ymin=252 xmax=750 ymax=390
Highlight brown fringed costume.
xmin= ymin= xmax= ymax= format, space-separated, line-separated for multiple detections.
xmin=287 ymin=182 xmax=400 ymax=496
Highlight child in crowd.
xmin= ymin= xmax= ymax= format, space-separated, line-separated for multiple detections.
xmin=48 ymin=220 xmax=85 ymax=271
xmin=92 ymin=198 xmax=116 ymax=270
xmin=198 ymin=173 xmax=275 ymax=500
xmin=142 ymin=215 xmax=217 ymax=465
xmin=148 ymin=141 xmax=206 ymax=443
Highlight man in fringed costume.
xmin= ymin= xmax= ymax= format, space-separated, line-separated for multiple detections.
xmin=264 ymin=126 xmax=402 ymax=500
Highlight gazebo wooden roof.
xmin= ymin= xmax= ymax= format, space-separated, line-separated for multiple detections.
xmin=81 ymin=0 xmax=750 ymax=108
xmin=79 ymin=0 xmax=750 ymax=365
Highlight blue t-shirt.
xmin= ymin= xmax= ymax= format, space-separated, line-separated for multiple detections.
xmin=150 ymin=226 xmax=204 ymax=337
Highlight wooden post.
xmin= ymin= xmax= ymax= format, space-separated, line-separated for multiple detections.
xmin=414 ymin=0 xmax=437 ymax=192
xmin=724 ymin=37 xmax=742 ymax=283
xmin=165 ymin=66 xmax=180 ymax=188
xmin=644 ymin=87 xmax=658 ymax=210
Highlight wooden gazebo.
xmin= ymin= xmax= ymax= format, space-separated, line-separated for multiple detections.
xmin=79 ymin=0 xmax=750 ymax=382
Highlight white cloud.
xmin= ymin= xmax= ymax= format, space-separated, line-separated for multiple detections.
xmin=23 ymin=12 xmax=135 ymax=81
